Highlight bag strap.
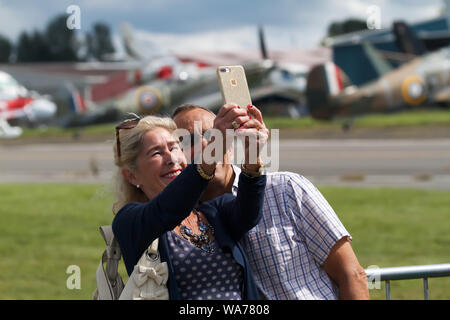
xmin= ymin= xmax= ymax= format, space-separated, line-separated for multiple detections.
xmin=99 ymin=225 xmax=122 ymax=281
xmin=147 ymin=238 xmax=159 ymax=255
xmin=93 ymin=225 xmax=124 ymax=300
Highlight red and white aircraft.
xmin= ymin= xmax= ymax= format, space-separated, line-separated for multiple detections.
xmin=0 ymin=71 xmax=57 ymax=138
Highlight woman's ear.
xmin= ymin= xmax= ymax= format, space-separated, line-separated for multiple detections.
xmin=121 ymin=167 xmax=139 ymax=187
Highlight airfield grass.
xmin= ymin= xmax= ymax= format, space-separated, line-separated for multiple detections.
xmin=264 ymin=108 xmax=450 ymax=129
xmin=0 ymin=184 xmax=449 ymax=300
xmin=18 ymin=108 xmax=450 ymax=140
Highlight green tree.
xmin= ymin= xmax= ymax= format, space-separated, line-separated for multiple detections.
xmin=45 ymin=14 xmax=78 ymax=61
xmin=327 ymin=18 xmax=367 ymax=37
xmin=30 ymin=31 xmax=52 ymax=61
xmin=16 ymin=30 xmax=53 ymax=62
xmin=14 ymin=13 xmax=113 ymax=62
xmin=16 ymin=32 xmax=33 ymax=62
xmin=86 ymin=22 xmax=115 ymax=61
xmin=0 ymin=34 xmax=12 ymax=63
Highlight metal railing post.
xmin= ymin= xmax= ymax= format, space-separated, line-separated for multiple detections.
xmin=385 ymin=280 xmax=391 ymax=300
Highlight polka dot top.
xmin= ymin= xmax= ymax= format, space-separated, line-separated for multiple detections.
xmin=167 ymin=230 xmax=243 ymax=300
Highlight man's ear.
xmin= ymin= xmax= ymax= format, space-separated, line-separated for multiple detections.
xmin=121 ymin=167 xmax=138 ymax=187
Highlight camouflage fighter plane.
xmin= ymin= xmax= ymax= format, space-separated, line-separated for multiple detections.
xmin=63 ymin=25 xmax=310 ymax=126
xmin=306 ymin=35 xmax=450 ymax=123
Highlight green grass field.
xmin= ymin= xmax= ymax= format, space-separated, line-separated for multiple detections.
xmin=18 ymin=109 xmax=450 ymax=140
xmin=265 ymin=109 xmax=450 ymax=129
xmin=0 ymin=184 xmax=449 ymax=300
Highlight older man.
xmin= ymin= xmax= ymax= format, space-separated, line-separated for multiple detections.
xmin=172 ymin=103 xmax=369 ymax=300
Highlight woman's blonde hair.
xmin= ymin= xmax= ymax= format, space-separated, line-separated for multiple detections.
xmin=112 ymin=115 xmax=177 ymax=214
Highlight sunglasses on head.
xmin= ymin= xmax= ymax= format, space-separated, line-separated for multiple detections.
xmin=115 ymin=117 xmax=141 ymax=159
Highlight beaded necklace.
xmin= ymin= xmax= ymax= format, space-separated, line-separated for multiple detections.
xmin=179 ymin=209 xmax=215 ymax=253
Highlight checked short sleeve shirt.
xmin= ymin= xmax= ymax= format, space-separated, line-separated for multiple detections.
xmin=232 ymin=166 xmax=351 ymax=300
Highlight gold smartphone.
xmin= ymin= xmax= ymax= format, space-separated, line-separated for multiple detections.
xmin=217 ymin=65 xmax=252 ymax=110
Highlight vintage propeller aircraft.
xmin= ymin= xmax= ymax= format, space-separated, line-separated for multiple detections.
xmin=306 ymin=21 xmax=450 ymax=124
xmin=0 ymin=71 xmax=57 ymax=138
xmin=63 ymin=24 xmax=309 ymax=127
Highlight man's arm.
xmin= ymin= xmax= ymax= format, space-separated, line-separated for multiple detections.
xmin=287 ymin=173 xmax=369 ymax=299
xmin=322 ymin=237 xmax=370 ymax=300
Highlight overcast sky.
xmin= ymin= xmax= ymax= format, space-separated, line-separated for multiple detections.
xmin=0 ymin=0 xmax=446 ymax=51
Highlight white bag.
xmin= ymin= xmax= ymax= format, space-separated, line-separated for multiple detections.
xmin=119 ymin=237 xmax=169 ymax=300
xmin=93 ymin=225 xmax=169 ymax=300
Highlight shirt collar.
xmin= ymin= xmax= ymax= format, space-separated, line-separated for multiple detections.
xmin=231 ymin=164 xmax=241 ymax=195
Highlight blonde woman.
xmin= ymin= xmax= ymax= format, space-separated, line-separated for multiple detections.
xmin=111 ymin=104 xmax=266 ymax=300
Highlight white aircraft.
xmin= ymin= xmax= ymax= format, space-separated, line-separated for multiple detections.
xmin=0 ymin=71 xmax=57 ymax=138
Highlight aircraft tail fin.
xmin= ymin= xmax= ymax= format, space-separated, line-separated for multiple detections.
xmin=65 ymin=82 xmax=87 ymax=114
xmin=120 ymin=23 xmax=142 ymax=60
xmin=392 ymin=21 xmax=426 ymax=55
xmin=306 ymin=62 xmax=351 ymax=120
xmin=69 ymin=90 xmax=87 ymax=114
xmin=120 ymin=23 xmax=174 ymax=62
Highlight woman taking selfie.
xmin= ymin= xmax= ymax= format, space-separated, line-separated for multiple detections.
xmin=112 ymin=104 xmax=267 ymax=300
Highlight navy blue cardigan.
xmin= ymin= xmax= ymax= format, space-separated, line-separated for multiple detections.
xmin=112 ymin=163 xmax=266 ymax=300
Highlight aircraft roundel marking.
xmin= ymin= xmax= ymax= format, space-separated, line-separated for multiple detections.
xmin=401 ymin=75 xmax=426 ymax=105
xmin=135 ymin=86 xmax=163 ymax=114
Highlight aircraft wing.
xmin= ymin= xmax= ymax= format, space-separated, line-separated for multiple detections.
xmin=0 ymin=107 xmax=26 ymax=121
xmin=432 ymin=87 xmax=450 ymax=103
xmin=185 ymin=84 xmax=302 ymax=113
xmin=250 ymin=84 xmax=301 ymax=101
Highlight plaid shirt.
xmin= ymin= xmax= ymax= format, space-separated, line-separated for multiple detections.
xmin=232 ymin=166 xmax=351 ymax=300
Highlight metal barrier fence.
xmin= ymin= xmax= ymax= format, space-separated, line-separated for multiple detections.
xmin=365 ymin=263 xmax=450 ymax=300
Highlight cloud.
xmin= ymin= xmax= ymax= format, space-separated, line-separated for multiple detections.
xmin=0 ymin=1 xmax=47 ymax=41
xmin=0 ymin=0 xmax=445 ymax=49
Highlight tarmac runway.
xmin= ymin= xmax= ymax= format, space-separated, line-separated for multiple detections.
xmin=1 ymin=138 xmax=450 ymax=189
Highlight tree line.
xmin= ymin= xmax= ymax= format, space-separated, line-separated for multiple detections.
xmin=0 ymin=13 xmax=115 ymax=63
xmin=0 ymin=15 xmax=368 ymax=64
